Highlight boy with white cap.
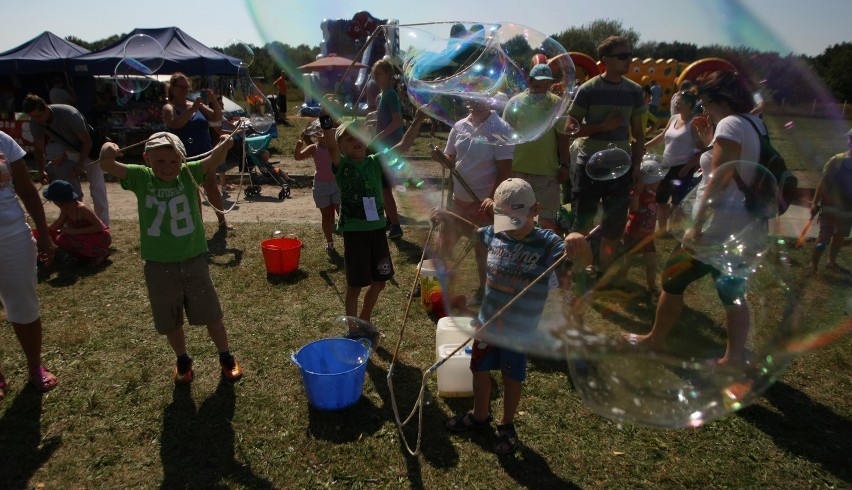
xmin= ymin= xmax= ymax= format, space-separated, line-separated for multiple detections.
xmin=438 ymin=178 xmax=590 ymax=454
xmin=98 ymin=132 xmax=244 ymax=384
xmin=619 ymin=161 xmax=666 ymax=294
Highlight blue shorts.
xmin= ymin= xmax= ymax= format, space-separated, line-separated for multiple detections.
xmin=470 ymin=340 xmax=527 ymax=383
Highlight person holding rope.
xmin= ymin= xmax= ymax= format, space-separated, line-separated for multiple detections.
xmin=162 ymin=73 xmax=231 ymax=231
xmin=320 ymin=96 xmax=426 ymax=339
xmin=437 ymin=178 xmax=591 ymax=455
xmin=24 ymin=94 xmax=110 ymax=226
xmin=431 ymin=97 xmax=514 ymax=306
xmin=98 ymin=132 xmax=244 ymax=384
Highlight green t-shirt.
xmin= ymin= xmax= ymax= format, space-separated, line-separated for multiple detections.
xmin=333 ymin=153 xmax=387 ymax=232
xmin=502 ymin=91 xmax=561 ymax=176
xmin=120 ymin=161 xmax=208 ymax=262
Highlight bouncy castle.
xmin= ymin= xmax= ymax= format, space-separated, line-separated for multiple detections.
xmin=568 ymin=52 xmax=737 ymax=116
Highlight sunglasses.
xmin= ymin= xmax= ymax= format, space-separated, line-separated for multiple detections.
xmin=607 ymin=52 xmax=633 ymax=60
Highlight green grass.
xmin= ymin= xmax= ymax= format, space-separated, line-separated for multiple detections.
xmin=0 ymin=219 xmax=849 ymax=488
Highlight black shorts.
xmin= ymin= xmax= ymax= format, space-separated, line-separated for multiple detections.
xmin=343 ymin=228 xmax=395 ymax=287
xmin=571 ymin=153 xmax=631 ymax=240
xmin=656 ymin=165 xmax=700 ymax=206
xmin=661 ymin=246 xmax=745 ymax=306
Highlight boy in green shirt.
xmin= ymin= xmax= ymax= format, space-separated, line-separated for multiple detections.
xmin=319 ymin=101 xmax=425 ymax=338
xmin=99 ymin=132 xmax=244 ymax=384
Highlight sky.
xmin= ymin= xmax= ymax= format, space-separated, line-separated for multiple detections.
xmin=3 ymin=0 xmax=850 ymax=57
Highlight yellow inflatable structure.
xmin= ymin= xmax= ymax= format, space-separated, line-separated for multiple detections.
xmin=566 ymin=53 xmax=737 ymax=116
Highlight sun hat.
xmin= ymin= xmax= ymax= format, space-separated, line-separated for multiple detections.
xmin=43 ymin=179 xmax=79 ymax=202
xmin=493 ymin=178 xmax=536 ymax=233
xmin=529 ymin=63 xmax=554 ymax=81
xmin=144 ymin=132 xmax=186 ymax=160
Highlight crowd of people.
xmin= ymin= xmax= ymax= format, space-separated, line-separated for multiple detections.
xmin=2 ymin=35 xmax=850 ymax=460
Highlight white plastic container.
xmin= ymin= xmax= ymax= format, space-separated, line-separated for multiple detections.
xmin=436 ymin=316 xmax=474 ymax=351
xmin=436 ymin=343 xmax=474 ymax=398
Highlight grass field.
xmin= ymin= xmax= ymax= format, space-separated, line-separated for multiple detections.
xmin=0 ymin=215 xmax=849 ymax=488
xmin=2 ymin=113 xmax=851 ymax=488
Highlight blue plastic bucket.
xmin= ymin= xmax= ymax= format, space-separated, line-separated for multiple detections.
xmin=291 ymin=338 xmax=371 ymax=410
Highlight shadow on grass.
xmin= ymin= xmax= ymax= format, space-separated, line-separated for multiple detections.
xmin=0 ymin=386 xmax=60 ymax=489
xmin=206 ymin=227 xmax=244 ymax=267
xmin=265 ymin=270 xmax=308 ymax=285
xmin=391 ymin=235 xmax=431 ymax=267
xmin=37 ymin=252 xmax=113 ymax=288
xmin=159 ymin=381 xmax=273 ymax=489
xmin=737 ymin=380 xmax=852 ymax=484
xmin=369 ymin=346 xmax=461 ymax=488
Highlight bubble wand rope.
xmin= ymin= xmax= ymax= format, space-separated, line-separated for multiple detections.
xmin=387 ymin=216 xmax=598 ymax=455
xmin=44 ymin=137 xmax=155 ymax=206
xmin=386 ymin=222 xmax=438 ymax=456
xmin=177 ymin=122 xmax=251 ymax=215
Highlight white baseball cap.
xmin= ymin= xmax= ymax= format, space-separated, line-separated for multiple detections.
xmin=144 ymin=132 xmax=186 ymax=160
xmin=493 ymin=178 xmax=536 ymax=233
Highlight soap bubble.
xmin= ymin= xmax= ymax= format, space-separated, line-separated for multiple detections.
xmin=670 ymin=161 xmax=775 ymax=277
xmin=114 ymin=34 xmax=164 ymax=94
xmin=229 ymin=67 xmax=275 ymax=134
xmin=586 ymin=144 xmax=632 ymax=181
xmin=225 ymin=39 xmax=255 ymax=68
xmin=398 ymin=22 xmax=575 ymax=145
xmin=244 ymin=3 xmax=852 ymax=428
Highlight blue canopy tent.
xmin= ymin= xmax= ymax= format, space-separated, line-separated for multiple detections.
xmin=69 ymin=27 xmax=241 ymax=76
xmin=0 ymin=31 xmax=90 ymax=74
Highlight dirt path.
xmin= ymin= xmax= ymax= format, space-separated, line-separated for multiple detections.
xmin=47 ymin=156 xmax=449 ymax=225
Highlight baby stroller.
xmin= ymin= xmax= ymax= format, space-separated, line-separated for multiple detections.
xmin=243 ymin=134 xmax=298 ymax=200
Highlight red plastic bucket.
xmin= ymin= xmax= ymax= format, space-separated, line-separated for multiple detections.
xmin=261 ymin=237 xmax=302 ymax=274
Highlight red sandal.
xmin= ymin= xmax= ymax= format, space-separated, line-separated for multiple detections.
xmin=29 ymin=366 xmax=58 ymax=392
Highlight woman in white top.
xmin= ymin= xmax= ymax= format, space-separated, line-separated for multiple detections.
xmin=644 ymin=89 xmax=704 ymax=232
xmin=0 ymin=132 xmax=59 ymax=399
xmin=626 ymin=70 xmax=764 ymax=365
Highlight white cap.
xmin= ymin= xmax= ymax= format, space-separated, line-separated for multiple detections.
xmin=144 ymin=132 xmax=186 ymax=160
xmin=493 ymin=178 xmax=536 ymax=233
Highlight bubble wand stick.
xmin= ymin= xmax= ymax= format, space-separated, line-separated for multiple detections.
xmin=794 ymin=216 xmax=813 ymax=249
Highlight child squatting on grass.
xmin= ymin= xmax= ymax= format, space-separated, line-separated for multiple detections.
xmin=43 ymin=179 xmax=111 ymax=266
xmin=319 ymin=99 xmax=426 ymax=339
xmin=434 ymin=178 xmax=592 ymax=455
xmin=98 ymin=132 xmax=243 ymax=384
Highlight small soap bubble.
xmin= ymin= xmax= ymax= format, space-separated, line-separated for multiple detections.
xmin=586 ymin=144 xmax=632 ymax=181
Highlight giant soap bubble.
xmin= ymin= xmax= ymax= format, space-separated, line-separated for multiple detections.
xmin=399 ymin=22 xmax=575 ymax=145
xmin=246 ymin=3 xmax=852 ymax=429
xmin=224 ymin=39 xmax=275 ymax=134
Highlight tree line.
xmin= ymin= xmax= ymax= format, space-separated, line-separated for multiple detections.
xmin=67 ymin=18 xmax=852 ymax=107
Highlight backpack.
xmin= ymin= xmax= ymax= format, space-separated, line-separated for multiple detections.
xmin=733 ymin=115 xmax=798 ymax=217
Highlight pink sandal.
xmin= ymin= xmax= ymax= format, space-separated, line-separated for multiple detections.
xmin=30 ymin=367 xmax=58 ymax=392
xmin=0 ymin=371 xmax=8 ymax=402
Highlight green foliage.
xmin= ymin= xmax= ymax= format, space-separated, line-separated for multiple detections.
xmin=66 ymin=33 xmax=124 ymax=51
xmin=552 ymin=19 xmax=640 ymax=60
xmin=812 ymin=42 xmax=852 ymax=102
